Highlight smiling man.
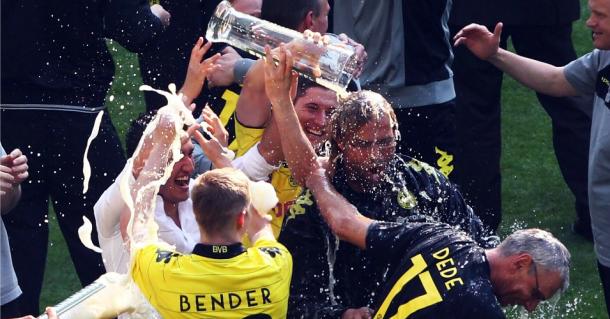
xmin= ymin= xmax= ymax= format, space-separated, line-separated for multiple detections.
xmin=94 ymin=110 xmax=200 ymax=274
xmin=234 ymin=78 xmax=337 ymax=238
xmin=453 ymin=0 xmax=610 ymax=313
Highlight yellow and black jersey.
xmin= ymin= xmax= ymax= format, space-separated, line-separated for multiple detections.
xmin=279 ymin=154 xmax=498 ymax=318
xmin=131 ymin=236 xmax=292 ymax=318
xmin=202 ymin=82 xmax=242 ymax=152
xmin=198 ymin=45 xmax=258 ymax=153
xmin=234 ymin=121 xmax=302 ymax=239
xmin=366 ymin=222 xmax=505 ymax=319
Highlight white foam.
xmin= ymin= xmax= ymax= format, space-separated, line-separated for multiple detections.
xmin=78 ymin=216 xmax=103 ymax=254
xmin=82 ymin=110 xmax=104 ymax=194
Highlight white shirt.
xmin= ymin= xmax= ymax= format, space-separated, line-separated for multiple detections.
xmin=94 ymin=160 xmax=200 ymax=274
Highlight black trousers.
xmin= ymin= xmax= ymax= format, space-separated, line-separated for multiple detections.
xmin=0 ymin=108 xmax=125 ymax=315
xmin=394 ymin=100 xmax=457 ymax=179
xmin=449 ymin=23 xmax=592 ymax=232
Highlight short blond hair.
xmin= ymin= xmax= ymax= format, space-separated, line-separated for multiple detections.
xmin=191 ymin=168 xmax=251 ymax=235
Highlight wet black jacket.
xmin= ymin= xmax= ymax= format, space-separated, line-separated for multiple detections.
xmin=1 ymin=0 xmax=165 ymax=109
xmin=279 ymin=154 xmax=497 ymax=318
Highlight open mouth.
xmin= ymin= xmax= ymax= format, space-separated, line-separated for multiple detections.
xmin=306 ymin=128 xmax=323 ymax=137
xmin=175 ymin=176 xmax=189 ymax=187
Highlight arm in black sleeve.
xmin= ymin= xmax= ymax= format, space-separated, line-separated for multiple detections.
xmin=279 ymin=190 xmax=347 ymax=318
xmin=103 ymin=0 xmax=165 ymax=53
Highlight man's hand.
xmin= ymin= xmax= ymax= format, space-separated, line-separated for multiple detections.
xmin=453 ymin=22 xmax=503 ymax=61
xmin=201 ymin=105 xmax=229 ymax=147
xmin=207 ymin=46 xmax=241 ymax=88
xmin=150 ymin=4 xmax=171 ymax=27
xmin=14 ymin=306 xmax=58 ymax=319
xmin=0 ymin=148 xmax=28 ymax=195
xmin=192 ymin=106 xmax=232 ymax=169
xmin=263 ymin=44 xmax=298 ymax=109
xmin=341 ymin=307 xmax=373 ymax=319
xmin=338 ymin=33 xmax=367 ymax=78
xmin=180 ymin=37 xmax=220 ymax=105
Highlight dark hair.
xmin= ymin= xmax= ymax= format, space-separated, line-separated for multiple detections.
xmin=125 ymin=110 xmax=158 ymax=158
xmin=191 ymin=168 xmax=251 ymax=235
xmin=295 ymin=76 xmax=326 ymax=102
xmin=261 ymin=0 xmax=322 ymax=30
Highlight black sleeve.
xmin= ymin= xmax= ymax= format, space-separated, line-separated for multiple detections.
xmin=103 ymin=0 xmax=165 ymax=53
xmin=366 ymin=221 xmax=430 ymax=260
xmin=279 ymin=190 xmax=347 ymax=319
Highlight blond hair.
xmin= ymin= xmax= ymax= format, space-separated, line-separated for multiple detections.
xmin=191 ymin=168 xmax=251 ymax=235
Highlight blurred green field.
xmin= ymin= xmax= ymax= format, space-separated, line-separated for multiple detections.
xmin=39 ymin=2 xmax=607 ymax=318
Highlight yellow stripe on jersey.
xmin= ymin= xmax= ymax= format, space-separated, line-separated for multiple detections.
xmin=234 ymin=120 xmax=302 ymax=239
xmin=132 ymin=237 xmax=292 ymax=318
xmin=374 ymin=254 xmax=442 ymax=319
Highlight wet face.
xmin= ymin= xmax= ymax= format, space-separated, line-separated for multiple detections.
xmin=231 ymin=0 xmax=262 ymax=17
xmin=338 ymin=112 xmax=397 ymax=192
xmin=587 ymin=0 xmax=610 ymax=49
xmin=294 ymin=87 xmax=337 ymax=150
xmin=158 ymin=138 xmax=195 ymax=204
xmin=496 ymin=261 xmax=563 ymax=313
xmin=310 ymin=0 xmax=330 ymax=33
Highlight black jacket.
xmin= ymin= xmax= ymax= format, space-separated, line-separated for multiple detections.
xmin=1 ymin=0 xmax=165 ymax=108
xmin=449 ymin=0 xmax=580 ymax=26
xmin=279 ymin=154 xmax=498 ymax=318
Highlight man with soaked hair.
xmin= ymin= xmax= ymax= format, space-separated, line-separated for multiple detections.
xmin=262 ymin=46 xmax=497 ymax=318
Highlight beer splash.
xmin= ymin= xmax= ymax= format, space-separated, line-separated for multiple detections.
xmin=82 ymin=110 xmax=104 ymax=194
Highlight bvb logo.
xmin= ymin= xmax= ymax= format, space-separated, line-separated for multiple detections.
xmin=397 ymin=188 xmax=417 ymax=210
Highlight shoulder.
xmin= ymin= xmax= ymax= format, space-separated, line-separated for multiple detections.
xmin=134 ymin=244 xmax=183 ymax=264
xmin=234 ymin=120 xmax=264 ymax=157
xmin=395 ymin=155 xmax=452 ymax=189
xmin=250 ymin=237 xmax=293 ymax=273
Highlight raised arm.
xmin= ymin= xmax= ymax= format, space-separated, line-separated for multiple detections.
xmin=454 ymin=23 xmax=578 ymax=97
xmin=263 ymin=45 xmax=371 ymax=249
xmin=120 ymin=113 xmax=180 ymax=243
xmin=235 ymin=58 xmax=272 ymax=128
xmin=180 ymin=38 xmax=220 ymax=106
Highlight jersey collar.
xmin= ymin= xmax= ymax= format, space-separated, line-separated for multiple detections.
xmin=192 ymin=243 xmax=246 ymax=259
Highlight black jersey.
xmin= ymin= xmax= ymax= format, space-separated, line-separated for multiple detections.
xmin=279 ymin=154 xmax=498 ymax=318
xmin=367 ymin=222 xmax=505 ymax=319
xmin=197 ymin=45 xmax=255 ymax=150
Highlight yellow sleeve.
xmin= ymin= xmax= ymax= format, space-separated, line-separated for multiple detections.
xmin=130 ymin=245 xmax=159 ymax=300
xmin=233 ymin=119 xmax=264 ymax=157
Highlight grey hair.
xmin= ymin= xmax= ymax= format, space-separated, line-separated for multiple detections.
xmin=498 ymin=228 xmax=571 ymax=292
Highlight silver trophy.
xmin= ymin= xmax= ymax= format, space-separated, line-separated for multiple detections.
xmin=206 ymin=0 xmax=359 ymax=92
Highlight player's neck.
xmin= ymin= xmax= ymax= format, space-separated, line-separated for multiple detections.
xmin=200 ymin=232 xmax=242 ymax=246
xmin=485 ymin=249 xmax=505 ymax=291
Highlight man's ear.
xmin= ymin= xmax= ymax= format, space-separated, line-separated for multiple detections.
xmin=236 ymin=210 xmax=246 ymax=230
xmin=302 ymin=11 xmax=314 ymax=31
xmin=513 ymin=253 xmax=534 ymax=271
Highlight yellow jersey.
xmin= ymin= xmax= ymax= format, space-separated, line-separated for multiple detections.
xmin=234 ymin=121 xmax=302 ymax=239
xmin=132 ymin=236 xmax=292 ymax=318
